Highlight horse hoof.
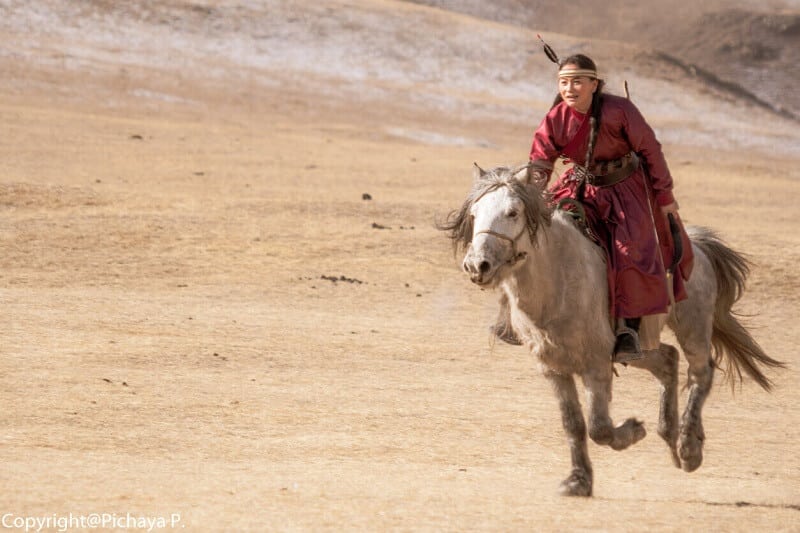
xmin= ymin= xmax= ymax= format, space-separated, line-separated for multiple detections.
xmin=610 ymin=418 xmax=647 ymax=450
xmin=558 ymin=471 xmax=592 ymax=497
xmin=631 ymin=419 xmax=647 ymax=444
xmin=679 ymin=434 xmax=704 ymax=472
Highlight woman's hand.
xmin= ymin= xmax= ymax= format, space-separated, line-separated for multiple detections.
xmin=661 ymin=201 xmax=679 ymax=218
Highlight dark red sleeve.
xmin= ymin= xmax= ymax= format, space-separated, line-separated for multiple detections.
xmin=621 ymin=100 xmax=675 ymax=206
xmin=528 ymin=112 xmax=560 ymax=185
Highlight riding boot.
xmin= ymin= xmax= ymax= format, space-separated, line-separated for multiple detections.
xmin=491 ymin=294 xmax=522 ymax=346
xmin=613 ymin=317 xmax=644 ymax=364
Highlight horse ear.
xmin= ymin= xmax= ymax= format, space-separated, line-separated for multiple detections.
xmin=511 ymin=162 xmax=533 ymax=184
xmin=472 ymin=162 xmax=486 ymax=181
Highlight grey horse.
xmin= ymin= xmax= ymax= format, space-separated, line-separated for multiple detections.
xmin=439 ymin=163 xmax=785 ymax=497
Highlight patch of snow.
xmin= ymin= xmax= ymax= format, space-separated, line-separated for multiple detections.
xmin=385 ymin=127 xmax=495 ymax=147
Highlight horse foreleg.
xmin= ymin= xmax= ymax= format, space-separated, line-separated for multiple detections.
xmin=582 ymin=371 xmax=647 ymax=451
xmin=628 ymin=343 xmax=681 ymax=467
xmin=545 ymin=372 xmax=593 ymax=497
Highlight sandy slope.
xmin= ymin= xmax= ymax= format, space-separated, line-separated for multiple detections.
xmin=1 ymin=1 xmax=799 ymax=531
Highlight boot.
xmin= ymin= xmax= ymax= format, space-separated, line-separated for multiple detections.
xmin=613 ymin=317 xmax=644 ymax=363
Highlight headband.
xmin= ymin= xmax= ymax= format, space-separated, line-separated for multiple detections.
xmin=558 ymin=67 xmax=598 ymax=79
xmin=537 ymin=35 xmax=600 ymax=79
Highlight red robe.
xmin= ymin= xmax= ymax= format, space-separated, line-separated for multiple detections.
xmin=530 ymin=94 xmax=693 ymax=318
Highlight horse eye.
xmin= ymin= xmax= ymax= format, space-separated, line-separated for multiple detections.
xmin=508 ymin=209 xmax=518 ymax=218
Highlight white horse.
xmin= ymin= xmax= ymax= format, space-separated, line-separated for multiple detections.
xmin=439 ymin=163 xmax=784 ymax=497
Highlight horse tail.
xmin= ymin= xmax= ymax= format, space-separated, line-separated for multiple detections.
xmin=688 ymin=226 xmax=786 ymax=391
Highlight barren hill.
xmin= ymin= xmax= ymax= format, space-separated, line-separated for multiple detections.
xmin=1 ymin=0 xmax=797 ymax=156
xmin=407 ymin=0 xmax=800 ymax=119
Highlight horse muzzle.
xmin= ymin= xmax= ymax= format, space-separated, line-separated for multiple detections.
xmin=463 ymin=239 xmax=527 ymax=286
xmin=462 ymin=247 xmax=505 ymax=286
xmin=463 ymin=257 xmax=494 ymax=285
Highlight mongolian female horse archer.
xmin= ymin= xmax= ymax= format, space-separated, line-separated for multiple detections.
xmin=439 ymin=163 xmax=784 ymax=497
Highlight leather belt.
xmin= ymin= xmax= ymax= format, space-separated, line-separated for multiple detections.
xmin=586 ymin=152 xmax=640 ymax=187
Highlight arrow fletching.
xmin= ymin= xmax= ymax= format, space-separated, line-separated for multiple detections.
xmin=537 ymin=34 xmax=560 ymax=65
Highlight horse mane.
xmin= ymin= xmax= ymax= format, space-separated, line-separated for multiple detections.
xmin=437 ymin=166 xmax=552 ymax=254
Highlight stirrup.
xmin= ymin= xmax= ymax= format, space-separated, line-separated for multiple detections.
xmin=613 ymin=326 xmax=644 ymax=364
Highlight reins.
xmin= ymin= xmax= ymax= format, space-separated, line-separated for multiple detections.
xmin=555 ymin=197 xmax=600 ymax=245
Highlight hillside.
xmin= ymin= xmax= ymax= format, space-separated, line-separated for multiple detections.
xmin=407 ymin=0 xmax=800 ymax=119
xmin=0 ymin=0 xmax=796 ymax=157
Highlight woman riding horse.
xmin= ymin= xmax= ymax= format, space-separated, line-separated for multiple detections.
xmin=497 ymin=53 xmax=694 ymax=363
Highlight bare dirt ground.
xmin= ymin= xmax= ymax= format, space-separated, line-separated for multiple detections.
xmin=1 ymin=1 xmax=799 ymax=531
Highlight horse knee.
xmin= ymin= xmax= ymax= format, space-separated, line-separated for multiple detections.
xmin=588 ymin=419 xmax=613 ymax=445
xmin=686 ymin=357 xmax=714 ymax=389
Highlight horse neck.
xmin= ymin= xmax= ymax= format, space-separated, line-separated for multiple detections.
xmin=502 ymin=212 xmax=603 ymax=324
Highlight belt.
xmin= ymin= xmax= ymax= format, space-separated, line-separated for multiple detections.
xmin=585 ymin=152 xmax=640 ymax=187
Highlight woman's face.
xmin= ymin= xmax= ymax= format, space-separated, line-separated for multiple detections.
xmin=558 ymin=65 xmax=598 ymax=113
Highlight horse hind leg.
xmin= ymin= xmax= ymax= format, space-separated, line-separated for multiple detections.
xmin=678 ymin=353 xmax=713 ymax=473
xmin=628 ymin=342 xmax=681 ymax=467
xmin=545 ymin=372 xmax=593 ymax=497
xmin=672 ymin=309 xmax=715 ymax=473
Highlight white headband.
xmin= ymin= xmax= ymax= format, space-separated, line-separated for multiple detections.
xmin=558 ymin=67 xmax=598 ymax=79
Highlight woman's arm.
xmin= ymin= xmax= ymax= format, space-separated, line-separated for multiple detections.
xmin=622 ymin=101 xmax=676 ymax=207
xmin=528 ymin=112 xmax=562 ymax=186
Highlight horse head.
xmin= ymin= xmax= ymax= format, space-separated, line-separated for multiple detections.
xmin=440 ymin=163 xmax=551 ymax=286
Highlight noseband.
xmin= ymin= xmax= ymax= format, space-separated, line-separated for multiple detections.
xmin=471 ymin=182 xmax=532 ymax=266
xmin=474 ymin=226 xmax=528 ymax=265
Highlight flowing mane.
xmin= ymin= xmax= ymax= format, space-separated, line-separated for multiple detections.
xmin=437 ymin=165 xmax=552 ymax=254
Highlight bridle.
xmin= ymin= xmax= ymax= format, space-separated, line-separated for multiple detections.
xmin=473 ymin=226 xmax=529 ymax=266
xmin=471 ymin=182 xmax=531 ymax=266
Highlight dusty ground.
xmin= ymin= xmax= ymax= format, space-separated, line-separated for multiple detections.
xmin=1 ymin=1 xmax=799 ymax=531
